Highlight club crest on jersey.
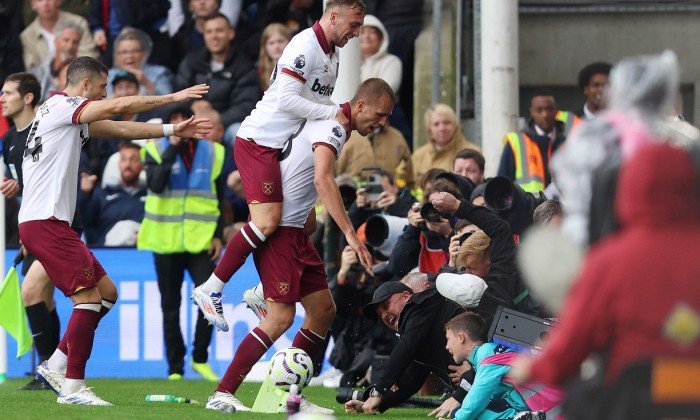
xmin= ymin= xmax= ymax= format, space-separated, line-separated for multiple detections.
xmin=82 ymin=267 xmax=94 ymax=282
xmin=294 ymin=54 xmax=306 ymax=69
xmin=278 ymin=282 xmax=290 ymax=295
xmin=332 ymin=126 xmax=342 ymax=138
xmin=262 ymin=181 xmax=275 ymax=195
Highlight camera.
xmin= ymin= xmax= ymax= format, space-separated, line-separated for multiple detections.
xmin=420 ymin=202 xmax=450 ymax=223
xmin=336 ymin=386 xmax=372 ymax=404
xmin=364 ymin=174 xmax=384 ymax=203
xmin=365 ymin=214 xmax=408 ymax=257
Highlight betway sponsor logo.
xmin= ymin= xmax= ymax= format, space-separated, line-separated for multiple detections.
xmin=311 ymin=79 xmax=334 ymax=96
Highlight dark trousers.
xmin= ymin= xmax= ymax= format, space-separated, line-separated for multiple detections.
xmin=154 ymin=251 xmax=215 ymax=375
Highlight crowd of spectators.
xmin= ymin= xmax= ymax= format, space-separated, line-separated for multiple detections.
xmin=2 ymin=1 xmax=699 ymax=418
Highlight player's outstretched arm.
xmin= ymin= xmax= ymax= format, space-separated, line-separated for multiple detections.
xmin=77 ymin=84 xmax=210 ymax=124
xmin=313 ymin=145 xmax=373 ymax=270
xmin=277 ymin=74 xmax=343 ymax=123
xmin=88 ymin=116 xmax=212 ymax=140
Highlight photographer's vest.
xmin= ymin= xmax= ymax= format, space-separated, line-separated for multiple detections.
xmin=137 ymin=138 xmax=224 ymax=254
xmin=504 ymin=132 xmax=547 ymax=193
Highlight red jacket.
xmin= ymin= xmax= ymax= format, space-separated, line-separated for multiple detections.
xmin=530 ymin=143 xmax=700 ymax=385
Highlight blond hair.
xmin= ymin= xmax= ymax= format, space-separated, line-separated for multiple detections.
xmin=456 ymin=230 xmax=491 ymax=267
xmin=258 ymin=23 xmax=292 ymax=92
xmin=424 ymin=104 xmax=458 ymax=134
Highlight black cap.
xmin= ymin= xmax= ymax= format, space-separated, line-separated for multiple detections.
xmin=112 ymin=70 xmax=139 ymax=87
xmin=363 ymin=281 xmax=412 ymax=319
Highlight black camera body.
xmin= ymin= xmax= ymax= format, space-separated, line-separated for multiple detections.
xmin=336 ymin=386 xmax=373 ymax=404
xmin=420 ymin=202 xmax=451 ymax=223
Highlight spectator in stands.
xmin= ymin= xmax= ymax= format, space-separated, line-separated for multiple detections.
xmin=78 ymin=143 xmax=147 ymax=247
xmin=339 ymin=121 xmax=414 ymax=188
xmin=532 ymin=200 xmax=563 ymax=227
xmin=453 ymin=148 xmax=485 ymax=186
xmin=413 ymin=104 xmax=480 ymax=183
xmin=136 ymin=105 xmax=225 ymax=381
xmin=578 ymin=62 xmax=611 ymax=120
xmin=173 ymin=0 xmax=223 ymax=60
xmin=176 ymin=12 xmax=258 ymax=145
xmin=258 ymin=23 xmax=292 ymax=93
xmin=348 ymin=168 xmax=415 ymax=229
xmin=344 ymin=281 xmax=463 ymax=414
xmin=498 ymin=91 xmax=567 ymax=193
xmin=360 ymin=15 xmax=401 ymax=94
xmin=0 ymin=0 xmax=26 ymax=82
xmin=21 ymin=0 xmax=98 ymax=70
xmin=29 ymin=22 xmax=82 ymax=102
xmin=107 ymin=28 xmax=174 ymax=97
xmin=89 ymin=0 xmax=172 ymax=68
xmin=431 ymin=190 xmax=543 ymax=317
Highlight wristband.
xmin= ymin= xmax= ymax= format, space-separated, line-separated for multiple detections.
xmin=163 ymin=124 xmax=175 ymax=136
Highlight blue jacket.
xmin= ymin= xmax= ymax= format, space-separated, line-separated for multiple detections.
xmin=78 ymin=184 xmax=147 ymax=247
xmin=454 ymin=343 xmax=528 ymax=420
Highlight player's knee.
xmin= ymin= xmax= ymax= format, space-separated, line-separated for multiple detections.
xmin=305 ymin=294 xmax=335 ymax=323
xmin=266 ymin=305 xmax=295 ymax=333
xmin=21 ymin=283 xmax=43 ymax=306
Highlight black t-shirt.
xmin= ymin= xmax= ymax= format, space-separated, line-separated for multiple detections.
xmin=2 ymin=123 xmax=29 ymax=189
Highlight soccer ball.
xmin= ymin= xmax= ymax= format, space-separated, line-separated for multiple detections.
xmin=268 ymin=347 xmax=313 ymax=391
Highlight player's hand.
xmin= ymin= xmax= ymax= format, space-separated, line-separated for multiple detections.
xmin=431 ymin=192 xmax=461 ymax=214
xmin=1 ymin=177 xmax=20 ymax=198
xmin=428 ymin=397 xmax=460 ymax=418
xmin=79 ymin=172 xmax=98 ymax=194
xmin=93 ymin=29 xmax=107 ymax=49
xmin=346 ymin=233 xmax=373 ymax=272
xmin=407 ymin=203 xmax=425 ymax=228
xmin=355 ymin=188 xmax=369 ymax=208
xmin=448 ymin=363 xmax=470 ymax=385
xmin=375 ymin=190 xmax=396 ymax=210
xmin=172 ymin=84 xmax=210 ymax=102
xmin=448 ymin=235 xmax=462 ymax=268
xmin=174 ymin=116 xmax=213 ymax=140
xmin=209 ymin=237 xmax=223 ymax=262
xmin=335 ymin=109 xmax=350 ymax=132
xmin=344 ymin=399 xmax=365 ymax=414
xmin=362 ymin=396 xmax=382 ymax=414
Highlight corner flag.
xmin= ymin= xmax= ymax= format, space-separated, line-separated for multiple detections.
xmin=0 ymin=251 xmax=32 ymax=358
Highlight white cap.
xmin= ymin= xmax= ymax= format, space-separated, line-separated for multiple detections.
xmin=436 ymin=272 xmax=487 ymax=308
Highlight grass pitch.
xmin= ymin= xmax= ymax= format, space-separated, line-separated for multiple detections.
xmin=0 ymin=378 xmax=435 ymax=419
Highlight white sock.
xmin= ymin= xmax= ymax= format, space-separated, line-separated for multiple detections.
xmin=47 ymin=349 xmax=68 ymax=373
xmin=201 ymin=273 xmax=226 ymax=294
xmin=62 ymin=378 xmax=85 ymax=396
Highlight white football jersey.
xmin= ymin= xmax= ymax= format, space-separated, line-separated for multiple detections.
xmin=279 ymin=119 xmax=347 ymax=228
xmin=236 ymin=23 xmax=340 ymax=149
xmin=18 ymin=93 xmax=90 ymax=224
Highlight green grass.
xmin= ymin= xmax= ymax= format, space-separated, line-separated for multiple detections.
xmin=0 ymin=378 xmax=435 ymax=419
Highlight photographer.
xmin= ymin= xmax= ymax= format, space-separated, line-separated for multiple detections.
xmin=329 ymin=245 xmax=397 ymax=388
xmin=349 ymin=168 xmax=416 ymax=229
xmin=344 ymin=281 xmax=463 ymax=414
xmin=386 ymin=179 xmax=462 ymax=278
xmin=430 ymin=191 xmax=543 ymax=317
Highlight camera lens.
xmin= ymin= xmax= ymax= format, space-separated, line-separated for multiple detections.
xmin=420 ymin=203 xmax=443 ymax=222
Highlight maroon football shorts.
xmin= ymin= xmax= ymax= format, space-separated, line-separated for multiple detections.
xmin=253 ymin=226 xmax=328 ymax=303
xmin=234 ymin=137 xmax=283 ymax=204
xmin=19 ymin=219 xmax=106 ymax=297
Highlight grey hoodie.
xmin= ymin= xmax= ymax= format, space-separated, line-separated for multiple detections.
xmin=360 ymin=15 xmax=403 ymax=93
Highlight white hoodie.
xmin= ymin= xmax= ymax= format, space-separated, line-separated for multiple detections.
xmin=360 ymin=15 xmax=403 ymax=94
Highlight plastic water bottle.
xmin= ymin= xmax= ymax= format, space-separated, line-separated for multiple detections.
xmin=145 ymin=394 xmax=196 ymax=403
xmin=286 ymin=385 xmax=301 ymax=417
